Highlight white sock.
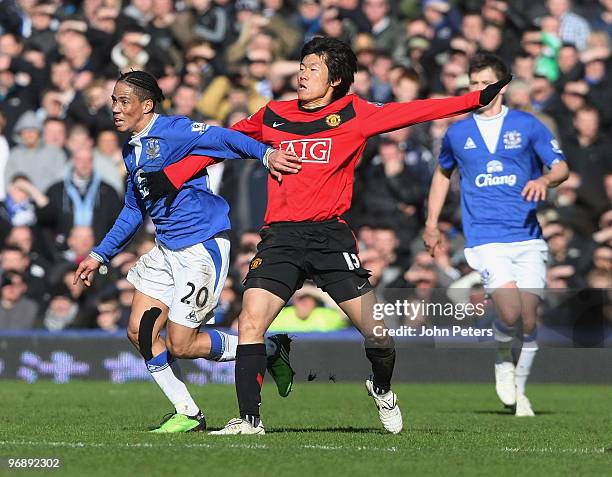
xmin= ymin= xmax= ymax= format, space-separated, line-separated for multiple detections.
xmin=208 ymin=329 xmax=276 ymax=361
xmin=146 ymin=351 xmax=199 ymax=416
xmin=493 ymin=320 xmax=515 ymax=364
xmin=515 ymin=337 xmax=538 ymax=395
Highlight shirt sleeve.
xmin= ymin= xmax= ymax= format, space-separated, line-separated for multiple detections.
xmin=166 ymin=116 xmax=270 ymax=164
xmin=354 ymin=91 xmax=482 ymax=138
xmin=530 ymin=116 xmax=566 ymax=168
xmin=90 ymin=173 xmax=145 ymax=263
xmin=438 ymin=133 xmax=457 ymax=172
xmin=163 ymin=109 xmax=266 ymax=189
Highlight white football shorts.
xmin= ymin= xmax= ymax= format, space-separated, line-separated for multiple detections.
xmin=127 ymin=233 xmax=230 ymax=328
xmin=464 ymin=239 xmax=548 ymax=295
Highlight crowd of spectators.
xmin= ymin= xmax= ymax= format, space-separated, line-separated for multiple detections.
xmin=0 ymin=0 xmax=610 ymax=332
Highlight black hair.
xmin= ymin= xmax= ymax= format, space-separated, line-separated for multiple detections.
xmin=117 ymin=70 xmax=165 ymax=107
xmin=468 ymin=52 xmax=509 ymax=81
xmin=300 ymin=36 xmax=357 ymax=100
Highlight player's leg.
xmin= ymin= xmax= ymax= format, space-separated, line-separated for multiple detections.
xmin=210 ymin=273 xmax=297 ymax=436
xmin=466 ymin=244 xmax=519 ymax=407
xmin=126 ymin=245 xmax=204 ymax=432
xmin=513 ymin=242 xmax=547 ymax=416
xmin=163 ymin=234 xmax=289 ymax=368
xmin=163 ymin=233 xmax=241 ymax=363
xmin=309 ymin=220 xmax=402 ymax=433
xmin=513 ymin=290 xmax=538 ymax=416
xmin=329 ymin=283 xmax=402 ymax=434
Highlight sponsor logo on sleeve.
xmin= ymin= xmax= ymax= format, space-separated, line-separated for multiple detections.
xmin=550 ymin=139 xmax=563 ymax=154
xmin=191 ymin=122 xmax=208 ymax=133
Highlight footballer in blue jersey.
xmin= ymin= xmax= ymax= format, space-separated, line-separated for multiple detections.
xmin=424 ymin=53 xmax=569 ymax=417
xmin=73 ymin=71 xmax=297 ymax=432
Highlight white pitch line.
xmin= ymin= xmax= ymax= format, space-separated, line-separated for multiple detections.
xmin=501 ymin=447 xmax=607 ymax=454
xmin=0 ymin=441 xmax=396 ymax=452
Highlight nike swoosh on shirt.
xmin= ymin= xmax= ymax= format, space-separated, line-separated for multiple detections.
xmin=272 ymin=122 xmax=285 ymax=127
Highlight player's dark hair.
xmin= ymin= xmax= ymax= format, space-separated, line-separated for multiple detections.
xmin=117 ymin=70 xmax=165 ymax=107
xmin=468 ymin=52 xmax=509 ymax=81
xmin=300 ymin=36 xmax=357 ymax=100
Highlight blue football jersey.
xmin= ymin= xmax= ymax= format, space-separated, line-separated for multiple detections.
xmin=438 ymin=108 xmax=565 ymax=247
xmin=91 ymin=114 xmax=271 ymax=262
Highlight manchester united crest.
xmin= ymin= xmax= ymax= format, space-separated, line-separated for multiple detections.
xmin=325 ymin=114 xmax=341 ymax=127
xmin=250 ymin=258 xmax=263 ymax=270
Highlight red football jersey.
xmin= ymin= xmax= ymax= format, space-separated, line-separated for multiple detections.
xmin=164 ymin=92 xmax=482 ymax=224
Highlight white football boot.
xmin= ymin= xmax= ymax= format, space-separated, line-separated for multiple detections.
xmin=209 ymin=418 xmax=265 ymax=435
xmin=494 ymin=362 xmax=516 ymax=407
xmin=515 ymin=394 xmax=535 ymax=417
xmin=365 ymin=378 xmax=403 ymax=434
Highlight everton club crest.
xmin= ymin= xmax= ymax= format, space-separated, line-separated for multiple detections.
xmin=503 ymin=130 xmax=522 ymax=150
xmin=146 ymin=138 xmax=161 ymax=160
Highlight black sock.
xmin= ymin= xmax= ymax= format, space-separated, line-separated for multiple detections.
xmin=236 ymin=343 xmax=266 ymax=426
xmin=365 ymin=346 xmax=396 ymax=394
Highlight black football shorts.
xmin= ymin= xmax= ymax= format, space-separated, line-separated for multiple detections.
xmin=244 ymin=218 xmax=372 ymax=303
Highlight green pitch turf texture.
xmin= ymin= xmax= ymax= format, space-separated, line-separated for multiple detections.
xmin=0 ymin=381 xmax=610 ymax=476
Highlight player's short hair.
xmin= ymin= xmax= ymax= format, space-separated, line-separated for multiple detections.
xmin=468 ymin=52 xmax=509 ymax=81
xmin=300 ymin=36 xmax=357 ymax=100
xmin=117 ymin=70 xmax=165 ymax=107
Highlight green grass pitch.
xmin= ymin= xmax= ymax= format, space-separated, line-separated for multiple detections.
xmin=0 ymin=381 xmax=610 ymax=476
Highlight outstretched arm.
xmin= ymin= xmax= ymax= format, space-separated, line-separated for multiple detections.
xmin=143 ymin=111 xmax=301 ymax=204
xmin=357 ymin=75 xmax=512 ymax=138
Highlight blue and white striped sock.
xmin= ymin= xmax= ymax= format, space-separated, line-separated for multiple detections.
xmin=207 ymin=330 xmax=238 ymax=362
xmin=207 ymin=330 xmax=277 ymax=362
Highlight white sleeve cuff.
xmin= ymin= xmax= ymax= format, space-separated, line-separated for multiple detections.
xmin=89 ymin=251 xmax=105 ymax=263
xmin=262 ymin=148 xmax=274 ymax=169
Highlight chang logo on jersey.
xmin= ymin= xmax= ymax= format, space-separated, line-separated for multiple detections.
xmin=280 ymin=138 xmax=332 ymax=163
xmin=486 ymin=160 xmax=503 ymax=173
xmin=475 ymin=160 xmax=517 ymax=188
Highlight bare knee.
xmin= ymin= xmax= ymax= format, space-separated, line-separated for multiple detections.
xmin=497 ymin=304 xmax=522 ymax=325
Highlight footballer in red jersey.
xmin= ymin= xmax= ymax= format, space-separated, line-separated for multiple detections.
xmin=142 ymin=37 xmax=512 ymax=435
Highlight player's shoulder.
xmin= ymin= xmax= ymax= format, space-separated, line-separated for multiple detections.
xmin=347 ymin=94 xmax=382 ymax=109
xmin=265 ymin=98 xmax=299 ymax=114
xmin=506 ymin=108 xmax=537 ymax=122
xmin=156 ymin=115 xmax=209 ymax=134
xmin=446 ymin=114 xmax=475 ymax=136
xmin=505 ymin=109 xmax=548 ymax=134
